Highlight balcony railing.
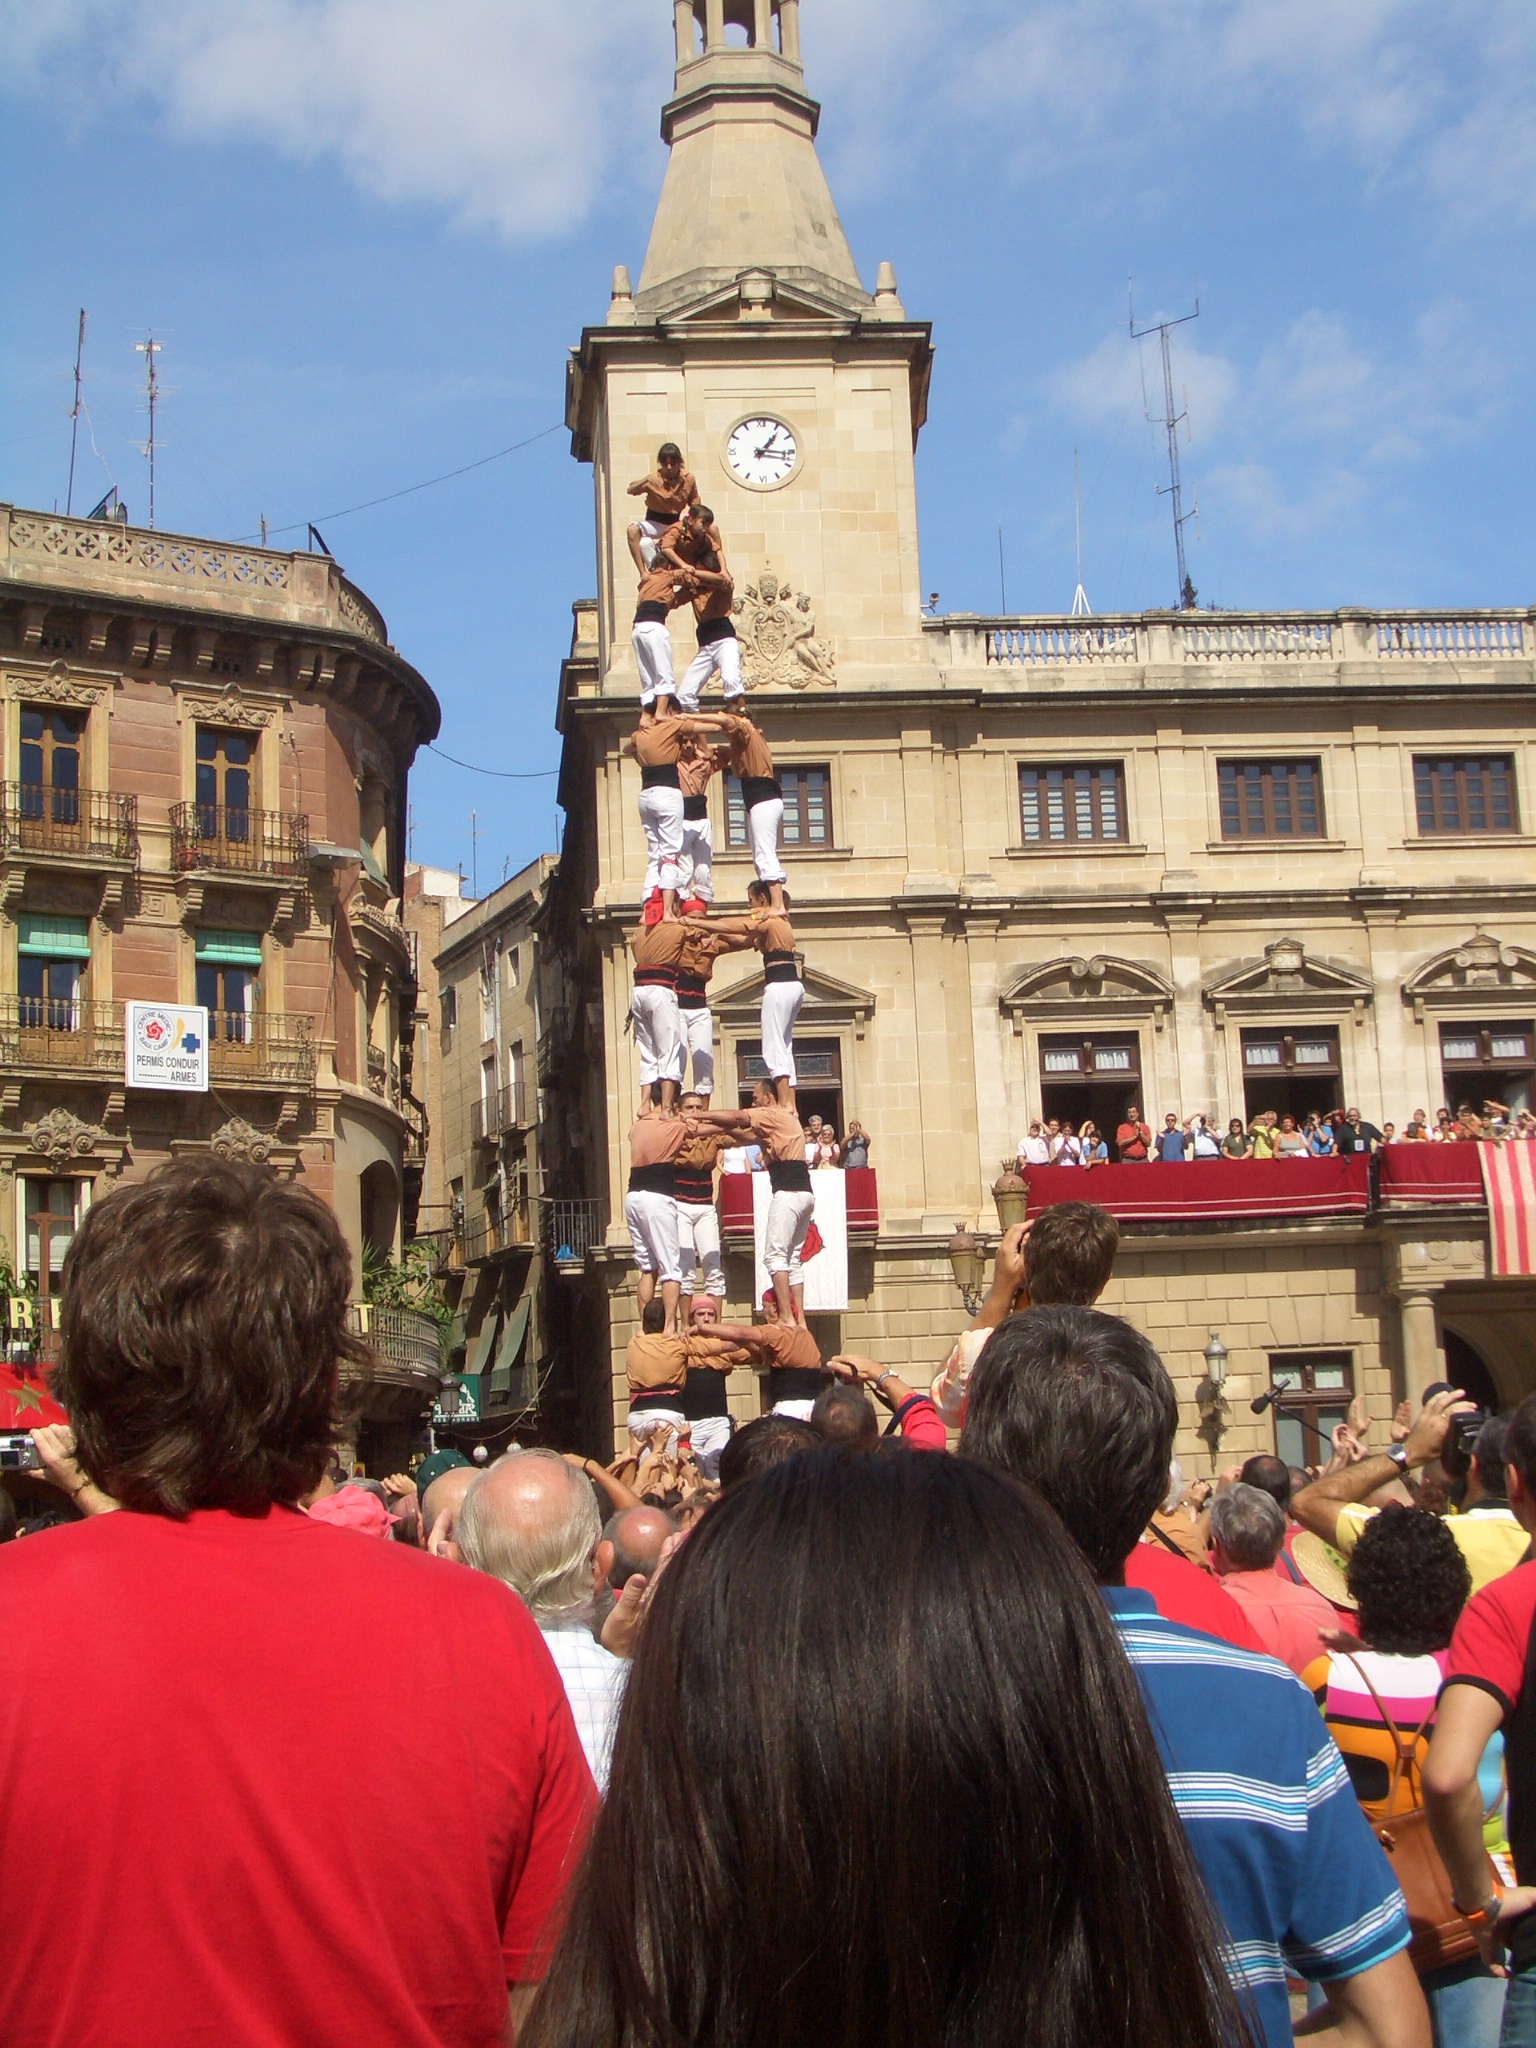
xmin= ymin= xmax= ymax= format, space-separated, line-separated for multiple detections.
xmin=348 ymin=1302 xmax=444 ymax=1382
xmin=546 ymin=1198 xmax=605 ymax=1270
xmin=0 ymin=996 xmax=124 ymax=1076
xmin=170 ymin=803 xmax=309 ymax=878
xmin=0 ymin=784 xmax=138 ymax=864
xmin=462 ymin=1203 xmax=534 ymax=1263
xmin=206 ymin=1010 xmax=317 ymax=1087
xmin=538 ymin=1011 xmax=574 ymax=1085
xmin=927 ymin=608 xmax=1536 ymax=676
xmin=472 ymin=1083 xmax=531 ymax=1147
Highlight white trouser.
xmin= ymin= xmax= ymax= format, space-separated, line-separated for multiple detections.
xmin=677 ymin=1197 xmax=725 ymax=1298
xmin=633 ymin=514 xmax=670 ymax=569
xmin=747 ymin=795 xmax=787 ymax=884
xmin=625 ymin=1189 xmax=681 ymax=1282
xmin=771 ymin=1398 xmax=816 ymax=1422
xmin=630 ymin=985 xmax=683 ymax=1085
xmin=678 ymin=633 xmax=743 ymax=711
xmin=679 ymin=812 xmax=714 ymax=903
xmin=679 ymin=1004 xmax=714 ymax=1096
xmin=760 ymin=979 xmax=804 ymax=1082
xmin=632 ymin=619 xmax=675 ymax=706
xmin=638 ymin=784 xmax=685 ymax=893
xmin=628 ymin=1405 xmax=688 ymax=1452
xmin=764 ymin=1186 xmax=815 ymax=1281
xmin=688 ymin=1414 xmax=733 ymax=1480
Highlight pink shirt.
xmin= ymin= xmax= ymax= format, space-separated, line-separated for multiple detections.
xmin=1218 ymin=1567 xmax=1339 ymax=1676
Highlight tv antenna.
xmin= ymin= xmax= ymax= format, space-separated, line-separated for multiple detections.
xmin=134 ymin=333 xmax=166 ymax=529
xmin=1130 ymin=292 xmax=1200 ymax=610
xmin=1071 ymin=447 xmax=1091 ymax=615
xmin=66 ymin=311 xmax=87 ymax=518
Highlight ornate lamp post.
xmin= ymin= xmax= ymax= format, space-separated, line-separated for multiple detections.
xmin=947 ymin=1224 xmax=988 ymax=1316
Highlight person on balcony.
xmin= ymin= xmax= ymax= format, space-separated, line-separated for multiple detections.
xmin=1221 ymin=1118 xmax=1251 ymax=1159
xmin=1115 ymin=1107 xmax=1152 ymax=1162
xmin=842 ymin=1121 xmax=870 ymax=1171
xmin=1019 ymin=1121 xmax=1052 ymax=1167
xmin=1078 ymin=1119 xmax=1109 ymax=1166
xmin=1249 ymin=1111 xmax=1279 ymax=1158
xmin=1052 ymin=1121 xmax=1082 ymax=1166
xmin=1336 ymin=1107 xmax=1384 ymax=1155
xmin=1306 ymin=1114 xmax=1337 ymax=1157
xmin=1275 ymin=1115 xmax=1310 ymax=1159
xmin=1188 ymin=1115 xmax=1222 ymax=1161
xmin=1154 ymin=1113 xmax=1188 ymax=1162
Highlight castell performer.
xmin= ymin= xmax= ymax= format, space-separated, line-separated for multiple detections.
xmin=721 ymin=707 xmax=785 ymax=909
xmin=674 ymin=1091 xmax=729 ymax=1308
xmin=626 ymin=711 xmax=732 ymax=918
xmin=709 ymin=1294 xmax=829 ymax=1422
xmin=662 ymin=504 xmax=742 ymax=710
xmin=623 ymin=1298 xmax=742 ymax=1455
xmin=675 ymin=912 xmax=731 ymax=1100
xmin=631 ymin=556 xmax=689 ymax=720
xmin=628 ymin=915 xmax=687 ymax=1116
xmin=626 ymin=441 xmax=699 ymax=575
xmin=624 ymin=1104 xmax=699 ymax=1333
xmin=677 ymin=728 xmax=729 ymax=907
xmin=702 ymin=1082 xmax=812 ymax=1326
xmin=697 ymin=882 xmax=802 ymax=1108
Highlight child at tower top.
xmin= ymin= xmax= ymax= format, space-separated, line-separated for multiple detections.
xmin=627 ymin=443 xmax=700 ymax=574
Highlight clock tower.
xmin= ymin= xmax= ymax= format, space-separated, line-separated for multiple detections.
xmin=566 ymin=0 xmax=934 ymax=693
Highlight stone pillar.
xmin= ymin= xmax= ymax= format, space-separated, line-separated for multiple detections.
xmin=675 ymin=0 xmax=696 ymax=65
xmin=778 ymin=0 xmax=801 ymax=61
xmin=704 ymin=0 xmax=726 ymax=50
xmin=753 ymin=0 xmax=774 ymax=47
xmin=1396 ymin=1283 xmax=1444 ymax=1395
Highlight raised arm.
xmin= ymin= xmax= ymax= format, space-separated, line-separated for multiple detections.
xmin=1290 ymin=1388 xmax=1468 ymax=1544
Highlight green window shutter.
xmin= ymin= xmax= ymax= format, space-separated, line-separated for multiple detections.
xmin=195 ymin=929 xmax=264 ymax=967
xmin=18 ymin=914 xmax=90 ymax=958
xmin=487 ymin=1294 xmax=532 ymax=1396
xmin=466 ymin=1312 xmax=500 ymax=1379
xmin=358 ymin=841 xmax=388 ymax=886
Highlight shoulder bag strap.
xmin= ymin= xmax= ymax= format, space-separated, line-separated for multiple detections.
xmin=1337 ymin=1648 xmax=1436 ymax=1818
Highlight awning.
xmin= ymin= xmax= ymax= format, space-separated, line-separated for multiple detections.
xmin=466 ymin=1312 xmax=500 ymax=1379
xmin=195 ymin=928 xmax=264 ymax=967
xmin=18 ymin=914 xmax=90 ymax=959
xmin=487 ymin=1294 xmax=532 ymax=1396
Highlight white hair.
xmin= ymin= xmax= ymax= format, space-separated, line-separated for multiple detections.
xmin=1161 ymin=1458 xmax=1186 ymax=1516
xmin=457 ymin=1448 xmax=599 ymax=1625
xmin=1209 ymin=1484 xmax=1286 ymax=1571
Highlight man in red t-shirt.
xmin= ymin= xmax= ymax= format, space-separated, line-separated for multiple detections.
xmin=0 ymin=1159 xmax=595 ymax=2048
xmin=1426 ymin=1391 xmax=1536 ymax=1994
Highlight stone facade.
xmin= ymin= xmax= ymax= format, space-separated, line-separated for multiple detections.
xmin=0 ymin=503 xmax=441 ymax=1462
xmin=543 ymin=2 xmax=1536 ymax=1463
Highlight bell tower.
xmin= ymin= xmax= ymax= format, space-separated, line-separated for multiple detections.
xmin=566 ymin=0 xmax=934 ymax=689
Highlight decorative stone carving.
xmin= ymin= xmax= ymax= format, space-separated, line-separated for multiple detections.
xmin=1204 ymin=938 xmax=1374 ymax=1030
xmin=1000 ymin=955 xmax=1174 ymax=1034
xmin=1403 ymin=932 xmax=1536 ymax=1023
xmin=23 ymin=1108 xmax=107 ymax=1169
xmin=734 ymin=566 xmax=837 ymax=689
xmin=209 ymin=1117 xmax=274 ymax=1165
xmin=2 ymin=663 xmax=111 ymax=709
xmin=176 ymin=681 xmax=275 ymax=730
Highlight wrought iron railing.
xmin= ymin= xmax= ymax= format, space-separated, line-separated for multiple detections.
xmin=546 ymin=1199 xmax=604 ymax=1268
xmin=347 ymin=1302 xmax=444 ymax=1380
xmin=472 ymin=1083 xmax=531 ymax=1146
xmin=0 ymin=784 xmax=138 ymax=863
xmin=205 ymin=1010 xmax=317 ymax=1086
xmin=169 ymin=802 xmax=309 ymax=877
xmin=0 ymin=996 xmax=123 ymax=1075
xmin=538 ymin=1010 xmax=574 ymax=1084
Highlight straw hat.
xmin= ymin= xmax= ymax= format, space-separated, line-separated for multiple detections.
xmin=1290 ymin=1531 xmax=1358 ymax=1611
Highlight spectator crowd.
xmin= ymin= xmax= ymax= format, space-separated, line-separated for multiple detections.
xmin=1019 ymin=1099 xmax=1536 ymax=1168
xmin=8 ymin=1152 xmax=1536 ymax=2047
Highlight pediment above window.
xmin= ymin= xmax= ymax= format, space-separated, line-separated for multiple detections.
xmin=713 ymin=959 xmax=875 ymax=1036
xmin=1204 ymin=939 xmax=1373 ymax=1029
xmin=999 ymin=954 xmax=1174 ymax=1035
xmin=1402 ymin=932 xmax=1536 ymax=1022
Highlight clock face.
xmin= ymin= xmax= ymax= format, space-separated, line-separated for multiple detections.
xmin=725 ymin=415 xmax=800 ymax=490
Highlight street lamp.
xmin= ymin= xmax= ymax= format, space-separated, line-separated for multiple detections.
xmin=991 ymin=1160 xmax=1028 ymax=1233
xmin=1202 ymin=1332 xmax=1229 ymax=1388
xmin=947 ymin=1224 xmax=987 ymax=1315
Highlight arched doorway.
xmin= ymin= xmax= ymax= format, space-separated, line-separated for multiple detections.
xmin=359 ymin=1159 xmax=399 ymax=1264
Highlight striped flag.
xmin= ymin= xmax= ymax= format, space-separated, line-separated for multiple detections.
xmin=1479 ymin=1140 xmax=1536 ymax=1276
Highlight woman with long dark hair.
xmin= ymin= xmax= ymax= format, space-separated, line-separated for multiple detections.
xmin=524 ymin=1450 xmax=1253 ymax=2048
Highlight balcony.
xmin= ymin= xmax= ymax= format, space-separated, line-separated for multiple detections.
xmin=345 ymin=1303 xmax=444 ymax=1417
xmin=546 ymin=1198 xmax=605 ymax=1273
xmin=0 ymin=996 xmax=123 ymax=1081
xmin=462 ymin=1202 xmax=535 ymax=1264
xmin=206 ymin=1010 xmax=317 ymax=1089
xmin=721 ymin=1168 xmax=879 ymax=1243
xmin=472 ymin=1083 xmax=532 ymax=1148
xmin=170 ymin=803 xmax=308 ymax=879
xmin=0 ymin=785 xmax=139 ymax=918
xmin=538 ymin=1010 xmax=574 ymax=1085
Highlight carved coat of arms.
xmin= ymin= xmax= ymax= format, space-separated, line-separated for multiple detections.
xmin=734 ymin=567 xmax=837 ymax=690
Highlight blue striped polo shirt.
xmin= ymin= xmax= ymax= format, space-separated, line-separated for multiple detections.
xmin=1104 ymin=1587 xmax=1410 ymax=2048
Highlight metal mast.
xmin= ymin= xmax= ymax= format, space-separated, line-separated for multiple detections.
xmin=135 ymin=333 xmax=163 ymax=529
xmin=65 ymin=311 xmax=87 ymax=517
xmin=1130 ymin=296 xmax=1200 ymax=609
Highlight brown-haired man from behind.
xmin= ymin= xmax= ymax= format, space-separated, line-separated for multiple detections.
xmin=0 ymin=1157 xmax=594 ymax=2048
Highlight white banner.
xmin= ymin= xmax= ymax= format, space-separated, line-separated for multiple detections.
xmin=125 ymin=1003 xmax=209 ymax=1093
xmin=751 ymin=1167 xmax=848 ymax=1313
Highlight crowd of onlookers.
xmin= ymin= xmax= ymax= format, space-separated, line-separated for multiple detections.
xmin=1019 ymin=1099 xmax=1536 ymax=1168
xmin=9 ymin=1152 xmax=1536 ymax=2047
xmin=722 ymin=1111 xmax=870 ymax=1172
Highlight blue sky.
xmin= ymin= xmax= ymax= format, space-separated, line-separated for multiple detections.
xmin=4 ymin=0 xmax=1534 ymax=883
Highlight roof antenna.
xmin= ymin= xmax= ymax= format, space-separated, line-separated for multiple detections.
xmin=1071 ymin=447 xmax=1091 ymax=616
xmin=134 ymin=332 xmax=165 ymax=530
xmin=66 ymin=310 xmax=87 ymax=518
xmin=1129 ymin=289 xmax=1201 ymax=610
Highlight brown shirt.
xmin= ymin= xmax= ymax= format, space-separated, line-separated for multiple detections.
xmin=693 ymin=574 xmax=735 ymax=627
xmin=675 ymin=1127 xmax=730 ymax=1175
xmin=639 ymin=469 xmax=699 ymax=520
xmin=632 ymin=920 xmax=687 ymax=974
xmin=626 ymin=1328 xmax=736 ymax=1395
xmin=677 ymin=746 xmax=723 ymax=799
xmin=747 ymin=1105 xmax=806 ymax=1164
xmin=751 ymin=913 xmax=795 ymax=957
xmin=751 ymin=1322 xmax=822 ymax=1373
xmin=629 ymin=1113 xmax=697 ymax=1170
xmin=636 ymin=560 xmax=684 ymax=610
xmin=632 ymin=721 xmax=687 ymax=769
xmin=678 ymin=926 xmax=731 ymax=980
xmin=725 ymin=716 xmax=774 ymax=780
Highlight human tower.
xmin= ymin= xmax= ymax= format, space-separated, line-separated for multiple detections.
xmin=620 ymin=444 xmax=825 ymax=1470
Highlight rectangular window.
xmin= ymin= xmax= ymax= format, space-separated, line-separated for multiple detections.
xmin=1268 ymin=1352 xmax=1354 ymax=1470
xmin=726 ymin=765 xmax=832 ymax=848
xmin=194 ymin=727 xmax=253 ymax=843
xmin=1018 ymin=763 xmax=1126 ymax=844
xmin=17 ymin=913 xmax=90 ymax=1031
xmin=1218 ymin=760 xmax=1324 ymax=840
xmin=737 ymin=1036 xmax=843 ymax=1135
xmin=509 ymin=1040 xmax=526 ymax=1126
xmin=195 ymin=928 xmax=261 ymax=1042
xmin=1240 ymin=1028 xmax=1342 ymax=1123
xmin=19 ymin=706 xmax=85 ymax=831
xmin=1036 ymin=1033 xmax=1143 ymax=1155
xmin=1414 ymin=755 xmax=1518 ymax=836
xmin=1440 ymin=1021 xmax=1535 ymax=1117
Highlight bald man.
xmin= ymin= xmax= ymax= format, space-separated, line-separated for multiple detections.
xmin=594 ymin=1505 xmax=677 ymax=1601
xmin=421 ymin=1465 xmax=478 ymax=1562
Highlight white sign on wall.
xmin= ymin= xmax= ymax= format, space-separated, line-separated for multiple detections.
xmin=125 ymin=1003 xmax=209 ymax=1093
